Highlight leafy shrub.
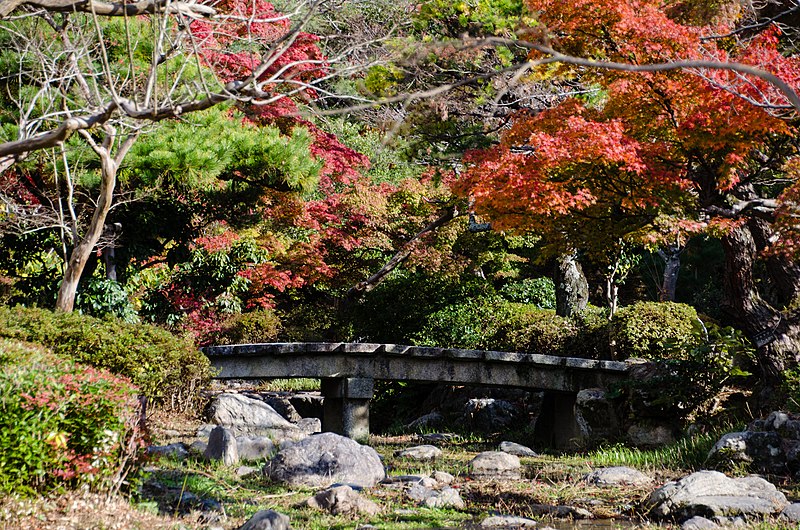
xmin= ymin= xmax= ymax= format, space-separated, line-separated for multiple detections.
xmin=77 ymin=277 xmax=138 ymax=323
xmin=210 ymin=309 xmax=282 ymax=344
xmin=492 ymin=304 xmax=576 ymax=355
xmin=0 ymin=339 xmax=142 ymax=494
xmin=570 ymin=305 xmax=612 ymax=359
xmin=610 ymin=301 xmax=700 ymax=359
xmin=350 ymin=271 xmax=492 ymax=343
xmin=499 ymin=277 xmax=556 ymax=309
xmin=0 ymin=306 xmax=211 ymax=409
xmin=620 ymin=323 xmax=753 ymax=422
xmin=411 ymin=295 xmax=511 ymax=349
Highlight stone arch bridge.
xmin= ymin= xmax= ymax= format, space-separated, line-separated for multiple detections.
xmin=202 ymin=342 xmax=631 ymax=446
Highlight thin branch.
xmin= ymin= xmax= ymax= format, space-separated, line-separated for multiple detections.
xmin=0 ymin=0 xmax=216 ymax=19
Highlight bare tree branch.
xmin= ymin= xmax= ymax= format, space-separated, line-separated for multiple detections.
xmin=0 ymin=0 xmax=216 ymax=19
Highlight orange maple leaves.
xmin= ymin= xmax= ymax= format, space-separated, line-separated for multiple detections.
xmin=457 ymin=0 xmax=800 ymax=254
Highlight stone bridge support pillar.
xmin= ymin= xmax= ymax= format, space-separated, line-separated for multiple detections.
xmin=321 ymin=377 xmax=373 ymax=442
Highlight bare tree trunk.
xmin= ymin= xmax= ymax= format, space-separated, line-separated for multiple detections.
xmin=658 ymin=244 xmax=683 ymax=302
xmin=554 ymin=252 xmax=589 ymax=317
xmin=55 ymin=151 xmax=118 ymax=311
xmin=721 ymin=224 xmax=800 ymax=388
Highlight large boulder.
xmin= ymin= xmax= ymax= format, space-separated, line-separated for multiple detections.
xmin=707 ymin=431 xmax=785 ymax=473
xmin=575 ymin=388 xmax=620 ymax=443
xmin=648 ymin=470 xmax=788 ymax=520
xmin=263 ymin=432 xmax=385 ymax=488
xmin=305 ymin=485 xmax=380 ymax=516
xmin=394 ymin=445 xmax=442 ymax=461
xmin=469 ymin=451 xmax=521 ymax=480
xmin=237 ymin=510 xmax=291 ymax=530
xmin=208 ymin=393 xmax=301 ymax=438
xmin=464 ymin=398 xmax=519 ymax=432
xmin=205 ymin=426 xmax=239 ymax=466
xmin=498 ymin=441 xmax=537 ymax=457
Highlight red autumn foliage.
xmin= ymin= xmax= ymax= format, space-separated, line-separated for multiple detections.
xmin=457 ymin=0 xmax=800 ymax=256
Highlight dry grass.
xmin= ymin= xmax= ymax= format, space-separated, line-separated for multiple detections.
xmin=0 ymin=492 xmax=204 ymax=530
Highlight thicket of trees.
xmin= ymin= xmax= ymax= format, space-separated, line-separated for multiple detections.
xmin=2 ymin=0 xmax=800 ymax=397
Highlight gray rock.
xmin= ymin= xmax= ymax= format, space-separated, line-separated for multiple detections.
xmin=682 ymin=516 xmax=719 ymax=529
xmin=305 ymin=485 xmax=380 ymax=516
xmin=260 ymin=395 xmax=303 ymax=423
xmin=498 ymin=441 xmax=537 ymax=457
xmin=464 ymin=398 xmax=519 ymax=432
xmin=237 ymin=509 xmax=291 ymax=530
xmin=575 ymin=388 xmax=620 ymax=443
xmin=197 ymin=424 xmax=215 ymax=438
xmin=405 ymin=484 xmax=464 ymax=509
xmin=205 ymin=426 xmax=239 ymax=466
xmin=405 ymin=412 xmax=445 ymax=431
xmin=236 ymin=465 xmax=260 ymax=477
xmin=189 ymin=440 xmax=208 ymax=455
xmin=481 ymin=515 xmax=538 ymax=528
xmin=648 ymin=470 xmax=788 ymax=519
xmin=296 ymin=417 xmax=321 ymax=435
xmin=431 ymin=470 xmax=455 ymax=485
xmin=208 ymin=393 xmax=300 ymax=437
xmin=469 ymin=451 xmax=521 ymax=480
xmin=263 ymin=432 xmax=385 ymax=488
xmin=584 ymin=466 xmax=652 ymax=487
xmin=423 ymin=487 xmax=464 ymax=509
xmin=707 ymin=431 xmax=785 ymax=472
xmin=780 ymin=502 xmax=800 ymax=522
xmin=419 ymin=433 xmax=458 ymax=443
xmin=237 ymin=436 xmax=275 ymax=462
xmin=405 ymin=483 xmax=434 ymax=503
xmin=147 ymin=443 xmax=189 ymax=460
xmin=394 ymin=445 xmax=442 ymax=461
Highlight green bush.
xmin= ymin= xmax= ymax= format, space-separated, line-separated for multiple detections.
xmin=492 ymin=303 xmax=576 ymax=355
xmin=0 ymin=339 xmax=141 ymax=494
xmin=0 ymin=306 xmax=211 ymax=408
xmin=350 ymin=271 xmax=492 ymax=343
xmin=570 ymin=305 xmax=612 ymax=359
xmin=499 ymin=277 xmax=556 ymax=309
xmin=610 ymin=301 xmax=700 ymax=359
xmin=411 ymin=295 xmax=511 ymax=349
xmin=77 ymin=277 xmax=138 ymax=323
xmin=210 ymin=309 xmax=282 ymax=344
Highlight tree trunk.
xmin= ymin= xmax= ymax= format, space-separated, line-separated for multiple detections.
xmin=658 ymin=244 xmax=683 ymax=302
xmin=721 ymin=224 xmax=800 ymax=387
xmin=554 ymin=252 xmax=589 ymax=317
xmin=749 ymin=218 xmax=800 ymax=306
xmin=55 ymin=152 xmax=118 ymax=311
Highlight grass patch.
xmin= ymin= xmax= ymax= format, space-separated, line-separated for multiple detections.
xmin=582 ymin=431 xmax=720 ymax=472
xmin=256 ymin=378 xmax=321 ymax=392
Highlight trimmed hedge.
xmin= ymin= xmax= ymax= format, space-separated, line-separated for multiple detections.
xmin=0 ymin=306 xmax=211 ymax=408
xmin=0 ymin=339 xmax=141 ymax=494
xmin=492 ymin=303 xmax=576 ymax=356
xmin=412 ymin=298 xmax=706 ymax=361
xmin=610 ymin=301 xmax=700 ymax=359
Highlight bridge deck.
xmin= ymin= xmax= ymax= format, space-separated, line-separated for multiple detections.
xmin=202 ymin=342 xmax=629 ymax=393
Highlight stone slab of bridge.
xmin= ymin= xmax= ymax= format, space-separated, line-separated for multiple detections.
xmin=202 ymin=342 xmax=630 ymax=445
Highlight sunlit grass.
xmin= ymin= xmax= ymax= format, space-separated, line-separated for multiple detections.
xmin=583 ymin=431 xmax=720 ymax=472
xmin=256 ymin=378 xmax=321 ymax=392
